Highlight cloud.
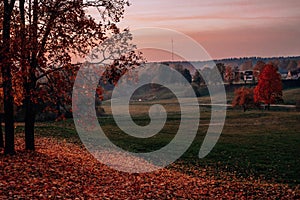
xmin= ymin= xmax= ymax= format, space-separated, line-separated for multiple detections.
xmin=118 ymin=0 xmax=300 ymax=59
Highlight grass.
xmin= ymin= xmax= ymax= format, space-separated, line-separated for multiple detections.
xmin=16 ymin=108 xmax=300 ymax=186
xmin=14 ymin=88 xmax=300 ymax=186
xmin=283 ymin=88 xmax=300 ymax=105
xmin=186 ymin=111 xmax=300 ymax=185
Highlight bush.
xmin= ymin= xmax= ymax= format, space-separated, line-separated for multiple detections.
xmin=232 ymin=87 xmax=254 ymax=112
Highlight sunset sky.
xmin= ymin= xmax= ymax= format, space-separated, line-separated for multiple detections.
xmin=116 ymin=0 xmax=300 ymax=61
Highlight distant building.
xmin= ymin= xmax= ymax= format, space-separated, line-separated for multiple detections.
xmin=243 ymin=70 xmax=254 ymax=81
xmin=239 ymin=70 xmax=255 ymax=83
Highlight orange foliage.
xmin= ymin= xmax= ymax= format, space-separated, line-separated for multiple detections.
xmin=254 ymin=64 xmax=282 ymax=107
xmin=232 ymin=87 xmax=255 ymax=112
xmin=0 ymin=137 xmax=298 ymax=199
xmin=224 ymin=66 xmax=234 ymax=84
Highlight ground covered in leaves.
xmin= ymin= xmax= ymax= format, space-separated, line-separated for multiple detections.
xmin=1 ymin=137 xmax=299 ymax=199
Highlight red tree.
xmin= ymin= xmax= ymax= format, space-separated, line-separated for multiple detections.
xmin=232 ymin=87 xmax=254 ymax=112
xmin=254 ymin=64 xmax=282 ymax=110
xmin=224 ymin=66 xmax=234 ymax=85
xmin=1 ymin=0 xmax=142 ymax=151
xmin=253 ymin=60 xmax=266 ymax=80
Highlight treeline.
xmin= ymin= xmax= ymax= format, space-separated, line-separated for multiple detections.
xmin=159 ymin=56 xmax=300 ymax=74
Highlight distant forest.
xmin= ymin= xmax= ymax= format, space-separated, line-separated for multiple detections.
xmin=158 ymin=56 xmax=300 ymax=75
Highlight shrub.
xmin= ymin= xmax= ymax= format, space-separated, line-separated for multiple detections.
xmin=232 ymin=87 xmax=255 ymax=112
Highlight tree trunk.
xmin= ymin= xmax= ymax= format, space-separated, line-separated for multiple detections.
xmin=0 ymin=114 xmax=3 ymax=148
xmin=1 ymin=0 xmax=16 ymax=155
xmin=24 ymin=0 xmax=38 ymax=151
xmin=20 ymin=0 xmax=35 ymax=150
xmin=24 ymin=95 xmax=35 ymax=150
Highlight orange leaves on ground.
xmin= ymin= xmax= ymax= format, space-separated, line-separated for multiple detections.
xmin=0 ymin=137 xmax=299 ymax=199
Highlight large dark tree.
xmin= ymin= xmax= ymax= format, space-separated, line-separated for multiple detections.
xmin=0 ymin=0 xmax=135 ymax=151
xmin=20 ymin=0 xmax=131 ymax=150
xmin=0 ymin=0 xmax=16 ymax=155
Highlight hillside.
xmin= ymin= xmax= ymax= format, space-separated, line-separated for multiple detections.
xmin=157 ymin=56 xmax=300 ymax=74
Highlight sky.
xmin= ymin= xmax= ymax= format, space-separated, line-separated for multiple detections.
xmin=115 ymin=0 xmax=300 ymax=61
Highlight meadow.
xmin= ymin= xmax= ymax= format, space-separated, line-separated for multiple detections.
xmin=15 ymin=87 xmax=300 ymax=186
xmin=2 ymin=87 xmax=298 ymax=198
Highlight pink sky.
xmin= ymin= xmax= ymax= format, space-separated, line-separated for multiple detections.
xmin=115 ymin=0 xmax=300 ymax=61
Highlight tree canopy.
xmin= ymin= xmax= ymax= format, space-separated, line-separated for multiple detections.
xmin=0 ymin=0 xmax=141 ymax=153
xmin=254 ymin=64 xmax=282 ymax=109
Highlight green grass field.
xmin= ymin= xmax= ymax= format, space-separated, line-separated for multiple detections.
xmin=15 ymin=88 xmax=300 ymax=186
xmin=283 ymin=88 xmax=300 ymax=105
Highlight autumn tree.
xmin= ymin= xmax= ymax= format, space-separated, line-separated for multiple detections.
xmin=215 ymin=62 xmax=225 ymax=81
xmin=240 ymin=60 xmax=253 ymax=71
xmin=254 ymin=64 xmax=282 ymax=110
xmin=224 ymin=66 xmax=234 ymax=85
xmin=232 ymin=87 xmax=254 ymax=112
xmin=1 ymin=0 xmax=134 ymax=151
xmin=233 ymin=66 xmax=240 ymax=83
xmin=0 ymin=0 xmax=16 ymax=154
xmin=253 ymin=60 xmax=265 ymax=80
xmin=192 ymin=70 xmax=204 ymax=86
xmin=0 ymin=88 xmax=3 ymax=148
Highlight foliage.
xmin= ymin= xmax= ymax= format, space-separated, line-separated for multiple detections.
xmin=224 ymin=66 xmax=234 ymax=84
xmin=240 ymin=60 xmax=253 ymax=71
xmin=0 ymin=136 xmax=299 ymax=199
xmin=171 ymin=64 xmax=192 ymax=84
xmin=254 ymin=64 xmax=282 ymax=109
xmin=215 ymin=62 xmax=225 ymax=81
xmin=4 ymin=0 xmax=131 ymax=111
xmin=182 ymin=68 xmax=192 ymax=83
xmin=192 ymin=70 xmax=203 ymax=86
xmin=232 ymin=87 xmax=255 ymax=112
xmin=1 ymin=108 xmax=300 ymax=198
xmin=0 ymin=0 xmax=17 ymax=155
xmin=253 ymin=60 xmax=265 ymax=79
xmin=287 ymin=60 xmax=298 ymax=71
xmin=201 ymin=67 xmax=212 ymax=84
xmin=0 ymin=0 xmax=143 ymax=151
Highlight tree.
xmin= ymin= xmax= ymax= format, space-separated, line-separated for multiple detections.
xmin=287 ymin=60 xmax=298 ymax=71
xmin=254 ymin=64 xmax=282 ymax=110
xmin=1 ymin=0 xmax=132 ymax=151
xmin=182 ymin=68 xmax=192 ymax=84
xmin=224 ymin=66 xmax=234 ymax=85
xmin=192 ymin=70 xmax=203 ymax=86
xmin=0 ymin=88 xmax=3 ymax=148
xmin=172 ymin=64 xmax=192 ymax=84
xmin=232 ymin=87 xmax=254 ymax=112
xmin=215 ymin=63 xmax=225 ymax=80
xmin=253 ymin=60 xmax=266 ymax=80
xmin=0 ymin=0 xmax=16 ymax=155
xmin=201 ymin=67 xmax=212 ymax=85
xmin=240 ymin=60 xmax=253 ymax=71
xmin=233 ymin=66 xmax=240 ymax=83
